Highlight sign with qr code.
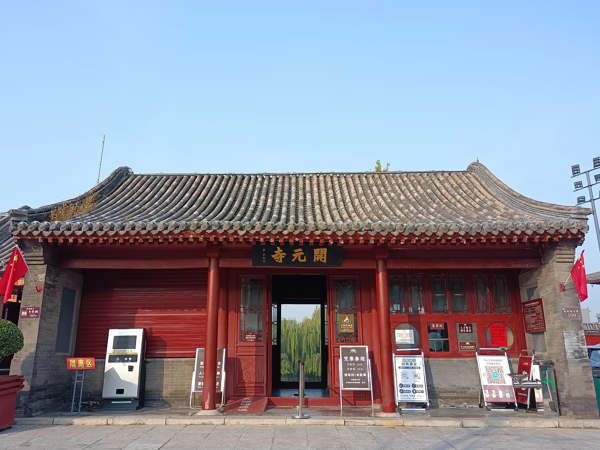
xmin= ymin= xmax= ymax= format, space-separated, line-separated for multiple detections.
xmin=476 ymin=353 xmax=516 ymax=403
xmin=393 ymin=353 xmax=428 ymax=403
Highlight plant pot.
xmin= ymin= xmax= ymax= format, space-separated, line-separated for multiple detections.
xmin=0 ymin=376 xmax=24 ymax=431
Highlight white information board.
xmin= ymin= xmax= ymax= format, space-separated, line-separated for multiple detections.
xmin=392 ymin=349 xmax=429 ymax=410
xmin=476 ymin=348 xmax=517 ymax=410
xmin=395 ymin=329 xmax=414 ymax=345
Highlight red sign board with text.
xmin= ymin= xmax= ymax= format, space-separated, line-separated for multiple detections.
xmin=489 ymin=324 xmax=508 ymax=347
xmin=20 ymin=307 xmax=40 ymax=319
xmin=522 ymin=298 xmax=546 ymax=333
xmin=66 ymin=357 xmax=96 ymax=370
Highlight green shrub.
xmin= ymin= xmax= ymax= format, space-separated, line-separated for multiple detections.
xmin=0 ymin=319 xmax=24 ymax=359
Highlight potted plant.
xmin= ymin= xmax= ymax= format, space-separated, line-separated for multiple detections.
xmin=0 ymin=319 xmax=24 ymax=431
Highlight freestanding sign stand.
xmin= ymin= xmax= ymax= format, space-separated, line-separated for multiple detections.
xmin=476 ymin=348 xmax=517 ymax=411
xmin=190 ymin=348 xmax=226 ymax=409
xmin=338 ymin=345 xmax=374 ymax=417
xmin=392 ymin=349 xmax=429 ymax=411
xmin=63 ymin=357 xmax=96 ymax=416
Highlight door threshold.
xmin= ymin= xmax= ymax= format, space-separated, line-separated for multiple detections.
xmin=271 ymin=388 xmax=329 ymax=398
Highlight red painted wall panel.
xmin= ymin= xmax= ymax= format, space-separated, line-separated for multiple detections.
xmin=75 ymin=269 xmax=208 ymax=358
xmin=586 ymin=335 xmax=600 ymax=346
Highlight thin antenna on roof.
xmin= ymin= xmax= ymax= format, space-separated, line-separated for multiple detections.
xmin=96 ymin=94 xmax=112 ymax=185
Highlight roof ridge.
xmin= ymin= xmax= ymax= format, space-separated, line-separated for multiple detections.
xmin=8 ymin=166 xmax=132 ymax=224
xmin=467 ymin=161 xmax=591 ymax=220
xmin=132 ymin=170 xmax=467 ymax=176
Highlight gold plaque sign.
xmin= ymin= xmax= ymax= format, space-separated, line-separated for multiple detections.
xmin=339 ymin=314 xmax=355 ymax=333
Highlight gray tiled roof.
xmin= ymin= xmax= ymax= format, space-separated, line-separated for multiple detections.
xmin=6 ymin=162 xmax=591 ymax=243
xmin=0 ymin=215 xmax=12 ymax=271
xmin=588 ymin=271 xmax=600 ymax=285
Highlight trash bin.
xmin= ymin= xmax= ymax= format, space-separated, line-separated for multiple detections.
xmin=594 ymin=378 xmax=600 ymax=414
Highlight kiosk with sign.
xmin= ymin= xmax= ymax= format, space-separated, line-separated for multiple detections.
xmin=476 ymin=348 xmax=517 ymax=411
xmin=102 ymin=328 xmax=147 ymax=411
xmin=338 ymin=345 xmax=374 ymax=417
xmin=190 ymin=348 xmax=226 ymax=409
xmin=392 ymin=349 xmax=429 ymax=411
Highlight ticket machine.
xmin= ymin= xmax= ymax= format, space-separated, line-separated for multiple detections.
xmin=102 ymin=328 xmax=146 ymax=410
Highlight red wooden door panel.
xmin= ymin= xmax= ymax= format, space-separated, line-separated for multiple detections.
xmin=328 ymin=276 xmax=369 ymax=402
xmin=227 ymin=274 xmax=268 ymax=398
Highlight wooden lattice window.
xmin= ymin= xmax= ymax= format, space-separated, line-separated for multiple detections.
xmin=407 ymin=276 xmax=424 ymax=314
xmin=389 ymin=276 xmax=405 ymax=314
xmin=240 ymin=278 xmax=263 ymax=342
xmin=474 ymin=276 xmax=493 ymax=314
xmin=430 ymin=277 xmax=448 ymax=314
xmin=389 ymin=276 xmax=423 ymax=314
xmin=492 ymin=276 xmax=511 ymax=314
xmin=334 ymin=279 xmax=358 ymax=343
xmin=449 ymin=277 xmax=467 ymax=314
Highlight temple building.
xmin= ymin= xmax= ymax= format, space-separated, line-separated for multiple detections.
xmin=1 ymin=162 xmax=598 ymax=418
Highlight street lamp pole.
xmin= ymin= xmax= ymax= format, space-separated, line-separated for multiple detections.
xmin=572 ymin=158 xmax=600 ymax=254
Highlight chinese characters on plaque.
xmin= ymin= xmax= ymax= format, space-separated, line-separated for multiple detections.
xmin=489 ymin=324 xmax=508 ymax=347
xmin=66 ymin=357 xmax=96 ymax=370
xmin=339 ymin=346 xmax=371 ymax=390
xmin=522 ymin=298 xmax=546 ymax=333
xmin=338 ymin=314 xmax=355 ymax=333
xmin=252 ymin=244 xmax=343 ymax=267
xmin=395 ymin=329 xmax=414 ymax=345
xmin=457 ymin=323 xmax=477 ymax=352
xmin=561 ymin=307 xmax=582 ymax=319
xmin=20 ymin=307 xmax=40 ymax=319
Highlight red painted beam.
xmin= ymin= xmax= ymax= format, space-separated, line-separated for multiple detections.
xmin=218 ymin=258 xmax=375 ymax=269
xmin=387 ymin=258 xmax=540 ymax=269
xmin=60 ymin=258 xmax=209 ymax=269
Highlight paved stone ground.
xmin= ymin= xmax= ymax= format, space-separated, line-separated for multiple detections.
xmin=1 ymin=425 xmax=600 ymax=449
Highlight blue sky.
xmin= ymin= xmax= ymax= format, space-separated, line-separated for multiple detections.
xmin=1 ymin=1 xmax=600 ymax=315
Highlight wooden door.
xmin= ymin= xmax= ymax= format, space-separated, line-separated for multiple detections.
xmin=328 ymin=276 xmax=368 ymax=402
xmin=228 ymin=274 xmax=269 ymax=397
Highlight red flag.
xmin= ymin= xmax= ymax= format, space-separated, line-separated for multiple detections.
xmin=571 ymin=250 xmax=588 ymax=302
xmin=0 ymin=247 xmax=29 ymax=304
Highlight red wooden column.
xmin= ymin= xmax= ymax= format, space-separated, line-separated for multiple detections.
xmin=376 ymin=257 xmax=395 ymax=413
xmin=217 ymin=270 xmax=228 ymax=349
xmin=202 ymin=256 xmax=220 ymax=410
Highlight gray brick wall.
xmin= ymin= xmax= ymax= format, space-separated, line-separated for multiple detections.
xmin=9 ymin=241 xmax=83 ymax=417
xmin=426 ymin=358 xmax=519 ymax=408
xmin=76 ymin=357 xmax=489 ymax=409
xmin=518 ymin=241 xmax=599 ymax=419
xmin=81 ymin=358 xmax=195 ymax=408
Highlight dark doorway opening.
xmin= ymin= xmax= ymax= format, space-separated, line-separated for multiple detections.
xmin=271 ymin=275 xmax=328 ymax=394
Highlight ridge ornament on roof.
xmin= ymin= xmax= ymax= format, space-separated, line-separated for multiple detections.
xmin=2 ymin=162 xmax=591 ymax=251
